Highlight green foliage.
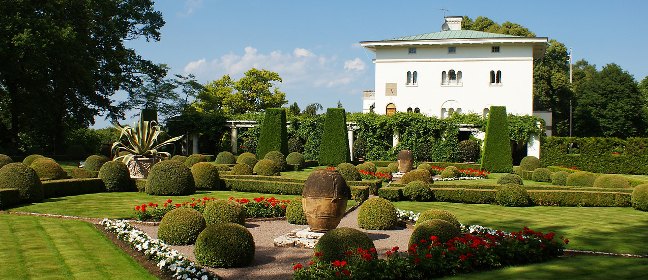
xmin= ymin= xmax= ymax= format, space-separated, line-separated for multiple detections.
xmin=236 ymin=152 xmax=258 ymax=168
xmin=496 ymin=184 xmax=531 ymax=207
xmin=415 ymin=209 xmax=460 ymax=228
xmin=231 ymin=163 xmax=253 ymax=175
xmin=356 ymin=162 xmax=377 ymax=173
xmin=224 ymin=178 xmax=303 ymax=195
xmin=157 ymin=208 xmax=206 ymax=245
xmin=357 ymin=197 xmax=398 ymax=230
xmin=409 ymin=219 xmax=461 ymax=246
xmin=481 ymin=106 xmax=512 ymax=172
xmin=215 ymin=152 xmax=236 ymax=164
xmin=532 ymin=168 xmax=553 ymax=183
xmin=0 ymin=163 xmax=43 ymax=202
xmin=254 ymin=159 xmax=280 ymax=176
xmin=0 ymin=189 xmax=20 ymax=210
xmin=84 ymin=155 xmax=109 ymax=172
xmin=336 ymin=163 xmax=361 ymax=182
xmin=257 ymin=108 xmax=288 ymax=159
xmin=286 ymin=152 xmax=305 ymax=168
xmin=631 ymin=184 xmax=648 ymax=211
xmin=203 ymin=199 xmax=246 ymax=225
xmin=264 ymin=151 xmax=287 ymax=171
xmin=378 ymin=187 xmax=403 ymax=201
xmin=551 ymin=171 xmax=569 ymax=186
xmin=191 ymin=162 xmax=221 ymax=190
xmin=22 ymin=154 xmax=44 ymax=167
xmin=184 ymin=154 xmax=207 ymax=167
xmin=403 ymin=181 xmax=434 ymax=201
xmin=98 ymin=161 xmax=132 ymax=192
xmin=41 ymin=178 xmax=105 ymax=198
xmin=440 ymin=166 xmax=460 ymax=179
xmin=529 ymin=190 xmax=630 ymax=207
xmin=497 ymin=174 xmax=524 ymax=185
xmin=71 ymin=168 xmax=97 ymax=179
xmin=112 ymin=120 xmax=183 ymax=164
xmin=376 ymin=167 xmax=393 ymax=182
xmin=350 ymin=186 xmax=370 ymax=203
xmin=387 ymin=162 xmax=399 ymax=173
xmin=566 ymin=171 xmax=596 ymax=187
xmin=319 ymin=108 xmax=350 ymax=165
xmin=417 ymin=163 xmax=432 ymax=173
xmin=314 ymin=227 xmax=375 ymax=263
xmin=171 ymin=155 xmax=187 ymax=162
xmin=520 ymin=156 xmax=541 ymax=171
xmin=457 ymin=139 xmax=480 ymax=162
xmin=0 ymin=154 xmax=12 ymax=169
xmin=401 ymin=169 xmax=432 ymax=184
xmin=146 ymin=161 xmax=195 ymax=196
xmin=286 ymin=199 xmax=308 ymax=225
xmin=593 ymin=174 xmax=630 ymax=189
xmin=194 ymin=223 xmax=255 ymax=268
xmin=30 ymin=158 xmax=67 ymax=180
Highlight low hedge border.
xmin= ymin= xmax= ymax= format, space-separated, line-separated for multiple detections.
xmin=222 ymin=178 xmax=369 ymax=202
xmin=422 ymin=162 xmax=482 ymax=170
xmin=42 ymin=178 xmax=106 ymax=198
xmin=221 ymin=175 xmax=382 ymax=194
xmin=0 ymin=189 xmax=20 ymax=209
xmin=388 ymin=182 xmax=634 ymax=194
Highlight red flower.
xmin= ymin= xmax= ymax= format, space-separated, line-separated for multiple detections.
xmin=362 ymin=253 xmax=372 ymax=261
xmin=332 ymin=260 xmax=347 ymax=267
xmin=148 ymin=202 xmax=154 ymax=207
xmin=342 ymin=269 xmax=351 ymax=276
xmin=430 ymin=236 xmax=438 ymax=242
xmin=459 ymin=254 xmax=468 ymax=261
xmin=175 ymin=203 xmax=182 ymax=208
xmin=135 ymin=205 xmax=140 ymax=211
xmin=391 ymin=246 xmax=399 ymax=252
xmin=254 ymin=197 xmax=264 ymax=203
xmin=345 ymin=250 xmax=353 ymax=256
xmin=425 ymin=253 xmax=432 ymax=259
xmin=564 ymin=238 xmax=570 ymax=244
xmin=293 ymin=263 xmax=303 ymax=270
xmin=314 ymin=251 xmax=323 ymax=258
xmin=166 ymin=199 xmax=172 ymax=203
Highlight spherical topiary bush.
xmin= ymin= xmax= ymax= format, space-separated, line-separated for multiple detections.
xmin=194 ymin=223 xmax=255 ymax=268
xmin=403 ymin=181 xmax=434 ymax=201
xmin=519 ymin=156 xmax=541 ymax=171
xmin=551 ymin=171 xmax=569 ymax=186
xmin=146 ymin=160 xmax=195 ymax=196
xmin=497 ymin=173 xmax=524 ymax=185
xmin=356 ymin=162 xmax=376 ymax=173
xmin=532 ymin=168 xmax=553 ymax=183
xmin=171 ymin=155 xmax=187 ymax=162
xmin=215 ymin=151 xmax=236 ymax=164
xmin=314 ymin=227 xmax=375 ymax=263
xmin=417 ymin=163 xmax=434 ymax=174
xmin=202 ymin=199 xmax=246 ymax=225
xmin=358 ymin=197 xmax=398 ymax=230
xmin=22 ymin=154 xmax=44 ymax=166
xmin=184 ymin=154 xmax=207 ymax=167
xmin=30 ymin=157 xmax=67 ymax=180
xmin=401 ymin=169 xmax=432 ymax=184
xmin=440 ymin=166 xmax=460 ymax=179
xmin=191 ymin=162 xmax=221 ymax=190
xmin=157 ymin=208 xmax=206 ymax=245
xmin=232 ymin=163 xmax=253 ymax=175
xmin=458 ymin=139 xmax=480 ymax=163
xmin=387 ymin=162 xmax=399 ymax=173
xmin=593 ymin=174 xmax=631 ymax=189
xmin=264 ymin=151 xmax=286 ymax=171
xmin=286 ymin=199 xmax=307 ymax=225
xmin=496 ymin=184 xmax=530 ymax=207
xmin=286 ymin=152 xmax=305 ymax=168
xmin=0 ymin=154 xmax=13 ymax=169
xmin=214 ymin=164 xmax=231 ymax=172
xmin=376 ymin=167 xmax=393 ymax=182
xmin=98 ymin=161 xmax=132 ymax=192
xmin=253 ymin=159 xmax=280 ymax=176
xmin=336 ymin=162 xmax=361 ymax=182
xmin=236 ymin=152 xmax=258 ymax=168
xmin=84 ymin=155 xmax=109 ymax=172
xmin=409 ymin=219 xmax=461 ymax=246
xmin=415 ymin=209 xmax=460 ymax=228
xmin=566 ymin=171 xmax=596 ymax=187
xmin=631 ymin=184 xmax=648 ymax=211
xmin=0 ymin=163 xmax=43 ymax=202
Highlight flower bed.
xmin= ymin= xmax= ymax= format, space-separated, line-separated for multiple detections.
xmin=100 ymin=219 xmax=217 ymax=280
xmin=430 ymin=166 xmax=490 ymax=178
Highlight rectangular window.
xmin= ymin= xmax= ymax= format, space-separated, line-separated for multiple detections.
xmin=492 ymin=46 xmax=500 ymax=53
xmin=448 ymin=47 xmax=456 ymax=54
xmin=408 ymin=47 xmax=416 ymax=54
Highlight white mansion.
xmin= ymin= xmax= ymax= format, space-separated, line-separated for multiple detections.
xmin=361 ymin=16 xmax=548 ymax=119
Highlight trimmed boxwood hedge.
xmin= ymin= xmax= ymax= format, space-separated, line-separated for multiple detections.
xmin=592 ymin=174 xmax=630 ymax=189
xmin=551 ymin=171 xmax=569 ymax=186
xmin=286 ymin=199 xmax=308 ymax=225
xmin=520 ymin=156 xmax=541 ymax=171
xmin=191 ymin=162 xmax=222 ymax=190
xmin=194 ymin=223 xmax=255 ymax=268
xmin=378 ymin=187 xmax=403 ymax=201
xmin=319 ymin=108 xmax=350 ymax=166
xmin=157 ymin=208 xmax=206 ymax=245
xmin=184 ymin=154 xmax=208 ymax=167
xmin=257 ymin=108 xmax=288 ymax=159
xmin=42 ymin=178 xmax=105 ymax=198
xmin=410 ymin=219 xmax=461 ymax=246
xmin=0 ymin=154 xmax=12 ymax=169
xmin=146 ymin=161 xmax=195 ymax=195
xmin=98 ymin=161 xmax=132 ymax=192
xmin=84 ymin=155 xmax=109 ymax=172
xmin=71 ymin=168 xmax=98 ymax=179
xmin=480 ymin=106 xmax=512 ymax=173
xmin=350 ymin=186 xmax=369 ymax=203
xmin=0 ymin=189 xmax=20 ymax=209
xmin=30 ymin=158 xmax=67 ymax=180
xmin=236 ymin=152 xmax=258 ymax=168
xmin=215 ymin=152 xmax=236 ymax=164
xmin=529 ymin=190 xmax=630 ymax=207
xmin=357 ymin=197 xmax=397 ymax=230
xmin=202 ymin=199 xmax=246 ymax=225
xmin=632 ymin=184 xmax=648 ymax=211
xmin=566 ymin=171 xmax=596 ymax=187
xmin=496 ymin=184 xmax=531 ymax=207
xmin=532 ymin=168 xmax=553 ymax=183
xmin=22 ymin=154 xmax=44 ymax=166
xmin=314 ymin=227 xmax=375 ymax=263
xmin=0 ymin=163 xmax=44 ymax=202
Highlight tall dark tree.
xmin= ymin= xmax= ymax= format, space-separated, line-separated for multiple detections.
xmin=302 ymin=103 xmax=323 ymax=117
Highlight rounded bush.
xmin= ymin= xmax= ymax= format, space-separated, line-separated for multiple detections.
xmin=232 ymin=163 xmax=253 ymax=175
xmin=30 ymin=157 xmax=67 ymax=180
xmin=497 ymin=173 xmax=524 ymax=185
xmin=496 ymin=184 xmax=530 ymax=207
xmin=336 ymin=162 xmax=361 ymax=181
xmin=98 ymin=161 xmax=131 ymax=192
xmin=264 ymin=151 xmax=286 ymax=171
xmin=22 ymin=154 xmax=44 ymax=166
xmin=551 ymin=171 xmax=569 ymax=186
xmin=288 ymin=137 xmax=304 ymax=154
xmin=532 ymin=168 xmax=553 ymax=183
xmin=0 ymin=154 xmax=13 ymax=169
xmin=202 ymin=199 xmax=246 ymax=225
xmin=0 ymin=163 xmax=43 ymax=202
xmin=458 ymin=139 xmax=481 ymax=162
xmin=158 ymin=208 xmax=206 ymax=245
xmin=631 ymin=184 xmax=648 ymax=211
xmin=286 ymin=152 xmax=305 ymax=167
xmin=415 ymin=209 xmax=460 ymax=228
xmin=84 ymin=155 xmax=109 ymax=172
xmin=314 ymin=227 xmax=375 ymax=263
xmin=253 ymin=159 xmax=280 ymax=176
xmin=417 ymin=163 xmax=432 ymax=173
xmin=409 ymin=219 xmax=461 ymax=246
xmin=191 ymin=162 xmax=221 ymax=190
xmin=194 ymin=223 xmax=255 ymax=268
xmin=593 ymin=174 xmax=630 ymax=189
xmin=171 ymin=155 xmax=187 ymax=162
xmin=146 ymin=160 xmax=195 ymax=196
xmin=440 ymin=166 xmax=460 ymax=179
xmin=358 ymin=197 xmax=398 ymax=230
xmin=215 ymin=151 xmax=236 ymax=164
xmin=236 ymin=152 xmax=258 ymax=168
xmin=356 ymin=162 xmax=376 ymax=173
xmin=214 ymin=164 xmax=231 ymax=172
xmin=566 ymin=171 xmax=596 ymax=187
xmin=184 ymin=154 xmax=207 ymax=167
xmin=403 ymin=181 xmax=434 ymax=201
xmin=387 ymin=162 xmax=399 ymax=173
xmin=401 ymin=169 xmax=432 ymax=184
xmin=376 ymin=167 xmax=393 ymax=182
xmin=286 ymin=199 xmax=307 ymax=225
xmin=519 ymin=156 xmax=541 ymax=171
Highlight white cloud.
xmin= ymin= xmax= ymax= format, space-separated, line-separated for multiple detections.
xmin=344 ymin=58 xmax=365 ymax=72
xmin=183 ymin=58 xmax=206 ymax=73
xmin=180 ymin=0 xmax=203 ymax=16
xmin=293 ymin=48 xmax=313 ymax=58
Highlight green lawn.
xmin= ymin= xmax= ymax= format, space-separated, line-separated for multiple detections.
xmin=281 ymin=166 xmax=322 ymax=180
xmin=0 ymin=214 xmax=155 ymax=280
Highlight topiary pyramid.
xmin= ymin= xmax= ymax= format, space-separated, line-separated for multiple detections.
xmin=257 ymin=108 xmax=288 ymax=159
xmin=319 ymin=108 xmax=349 ymax=166
xmin=480 ymin=106 xmax=512 ymax=173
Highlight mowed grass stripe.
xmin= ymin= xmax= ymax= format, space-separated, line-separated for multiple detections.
xmin=0 ymin=217 xmax=29 ymax=279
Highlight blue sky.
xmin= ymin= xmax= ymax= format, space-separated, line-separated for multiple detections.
xmin=96 ymin=0 xmax=648 ymax=127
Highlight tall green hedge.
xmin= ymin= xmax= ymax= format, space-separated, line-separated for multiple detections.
xmin=256 ymin=108 xmax=288 ymax=159
xmin=319 ymin=108 xmax=350 ymax=166
xmin=481 ymin=106 xmax=512 ymax=172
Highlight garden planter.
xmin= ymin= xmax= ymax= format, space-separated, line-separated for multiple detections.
xmin=302 ymin=169 xmax=351 ymax=232
xmin=398 ymin=150 xmax=413 ymax=173
xmin=127 ymin=157 xmax=160 ymax=179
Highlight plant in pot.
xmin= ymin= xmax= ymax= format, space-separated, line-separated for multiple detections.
xmin=112 ymin=118 xmax=183 ymax=178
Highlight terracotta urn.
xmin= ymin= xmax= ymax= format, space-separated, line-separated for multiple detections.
xmin=397 ymin=150 xmax=413 ymax=173
xmin=127 ymin=157 xmax=160 ymax=179
xmin=302 ymin=169 xmax=351 ymax=232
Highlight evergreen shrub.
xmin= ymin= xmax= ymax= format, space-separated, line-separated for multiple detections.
xmin=497 ymin=174 xmax=523 ymax=185
xmin=84 ymin=155 xmax=109 ymax=172
xmin=30 ymin=158 xmax=67 ymax=180
xmin=520 ymin=156 xmax=541 ymax=171
xmin=357 ymin=197 xmax=398 ymax=230
xmin=0 ymin=154 xmax=12 ymax=169
xmin=314 ymin=227 xmax=375 ymax=263
xmin=566 ymin=171 xmax=596 ymax=187
xmin=214 ymin=164 xmax=231 ymax=172
xmin=191 ymin=162 xmax=221 ymax=190
xmin=98 ymin=161 xmax=132 ymax=192
xmin=254 ymin=159 xmax=280 ymax=176
xmin=286 ymin=152 xmax=305 ymax=168
xmin=356 ymin=162 xmax=377 ymax=173
xmin=286 ymin=199 xmax=308 ymax=225
xmin=257 ymin=108 xmax=288 ymax=159
xmin=157 ymin=208 xmax=206 ymax=245
xmin=215 ymin=151 xmax=236 ymax=164
xmin=146 ymin=161 xmax=195 ymax=195
xmin=593 ymin=174 xmax=630 ymax=189
xmin=171 ymin=155 xmax=187 ymax=162
xmin=336 ymin=162 xmax=361 ymax=181
xmin=202 ymin=199 xmax=246 ymax=225
xmin=387 ymin=162 xmax=399 ymax=173
xmin=440 ymin=166 xmax=460 ymax=178
xmin=457 ymin=139 xmax=480 ymax=162
xmin=376 ymin=167 xmax=393 ymax=182
xmin=403 ymin=181 xmax=434 ymax=201
xmin=415 ymin=209 xmax=460 ymax=228
xmin=194 ymin=223 xmax=255 ymax=268
xmin=401 ymin=169 xmax=432 ymax=184
xmin=22 ymin=154 xmax=44 ymax=166
xmin=496 ymin=184 xmax=530 ymax=207
xmin=551 ymin=171 xmax=569 ymax=186
xmin=480 ymin=106 xmax=512 ymax=172
xmin=319 ymin=108 xmax=350 ymax=166
xmin=417 ymin=163 xmax=433 ymax=174
xmin=409 ymin=219 xmax=461 ymax=246
xmin=0 ymin=163 xmax=44 ymax=202
xmin=184 ymin=154 xmax=207 ymax=167
xmin=631 ymin=184 xmax=648 ymax=211
xmin=71 ymin=168 xmax=97 ymax=179
xmin=264 ymin=151 xmax=286 ymax=171
xmin=232 ymin=163 xmax=253 ymax=175
xmin=236 ymin=152 xmax=258 ymax=168
xmin=532 ymin=168 xmax=553 ymax=183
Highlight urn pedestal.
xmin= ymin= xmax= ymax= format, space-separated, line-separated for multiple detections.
xmin=127 ymin=157 xmax=160 ymax=179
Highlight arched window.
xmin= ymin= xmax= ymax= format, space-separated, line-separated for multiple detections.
xmin=414 ymin=108 xmax=420 ymax=113
xmin=412 ymin=71 xmax=418 ymax=85
xmin=496 ymin=70 xmax=502 ymax=84
xmin=441 ymin=108 xmax=447 ymax=119
xmin=483 ymin=108 xmax=490 ymax=118
xmin=407 ymin=107 xmax=413 ymax=113
xmin=490 ymin=71 xmax=496 ymax=84
xmin=448 ymin=108 xmax=455 ymax=116
xmin=441 ymin=71 xmax=447 ymax=85
xmin=456 ymin=108 xmax=462 ymax=114
xmin=386 ymin=103 xmax=396 ymax=116
xmin=457 ymin=71 xmax=462 ymax=83
xmin=449 ymin=70 xmax=457 ymax=82
xmin=406 ymin=71 xmax=412 ymax=85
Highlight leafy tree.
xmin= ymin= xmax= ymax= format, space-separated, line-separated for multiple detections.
xmin=302 ymin=103 xmax=323 ymax=116
xmin=533 ymin=40 xmax=572 ymax=135
xmin=288 ymin=102 xmax=301 ymax=116
xmin=639 ymin=76 xmax=648 ymax=102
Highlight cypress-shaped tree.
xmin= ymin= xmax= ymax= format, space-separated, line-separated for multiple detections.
xmin=257 ymin=108 xmax=288 ymax=158
xmin=319 ymin=108 xmax=350 ymax=166
xmin=480 ymin=106 xmax=512 ymax=172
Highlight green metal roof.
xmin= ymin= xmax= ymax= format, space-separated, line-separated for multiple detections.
xmin=387 ymin=30 xmax=520 ymax=41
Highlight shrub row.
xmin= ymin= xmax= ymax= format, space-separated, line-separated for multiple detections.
xmin=422 ymin=162 xmax=481 ymax=170
xmin=222 ymin=178 xmax=369 ymax=202
xmin=388 ymin=182 xmax=634 ymax=194
xmin=0 ymin=189 xmax=20 ymax=209
xmin=41 ymin=178 xmax=106 ymax=198
xmin=221 ymin=174 xmax=381 ymax=194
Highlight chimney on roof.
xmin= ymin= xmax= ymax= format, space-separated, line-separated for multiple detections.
xmin=442 ymin=16 xmax=463 ymax=31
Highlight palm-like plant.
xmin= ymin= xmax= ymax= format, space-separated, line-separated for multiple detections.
xmin=112 ymin=119 xmax=183 ymax=164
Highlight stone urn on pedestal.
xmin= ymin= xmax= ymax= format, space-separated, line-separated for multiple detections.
xmin=398 ymin=150 xmax=414 ymax=173
xmin=302 ymin=169 xmax=351 ymax=232
xmin=127 ymin=157 xmax=161 ymax=179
